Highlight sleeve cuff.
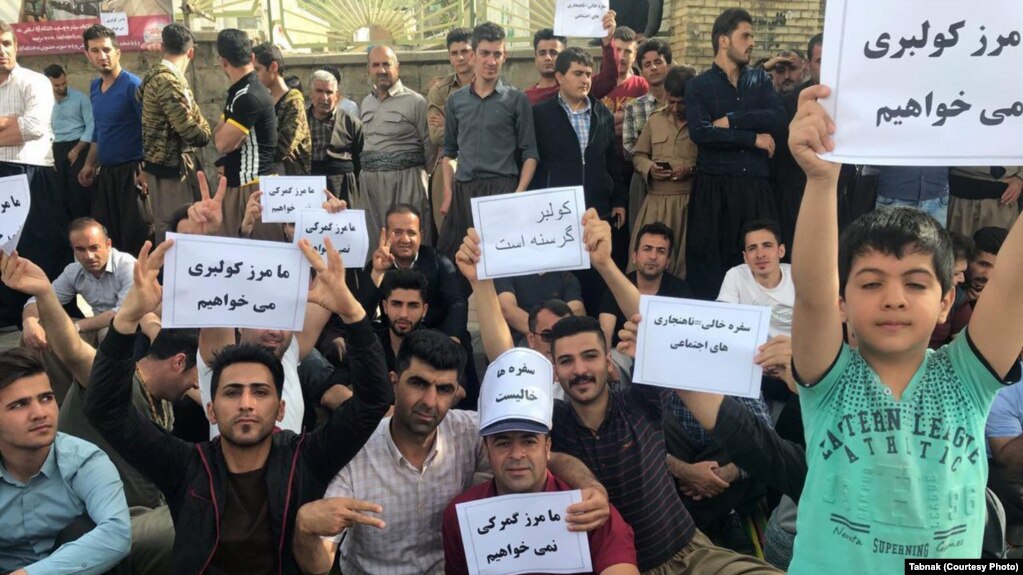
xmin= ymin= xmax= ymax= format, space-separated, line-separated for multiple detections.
xmin=341 ymin=316 xmax=376 ymax=349
xmin=99 ymin=320 xmax=138 ymax=360
xmin=965 ymin=329 xmax=1023 ymax=385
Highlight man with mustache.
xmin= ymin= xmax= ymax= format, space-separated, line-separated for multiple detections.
xmin=358 ymin=45 xmax=433 ymax=255
xmin=293 ymin=331 xmax=610 ymax=575
xmin=684 ymin=8 xmax=786 ymax=299
xmin=763 ymin=50 xmax=803 ymax=96
xmin=967 ymin=226 xmax=1009 ymax=306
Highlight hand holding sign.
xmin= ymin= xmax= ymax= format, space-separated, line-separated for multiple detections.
xmin=789 ymin=85 xmax=840 ymax=182
xmin=581 ymin=208 xmax=612 ymax=269
xmin=293 ymin=204 xmax=366 ymax=269
xmin=553 ymin=0 xmax=611 ymax=38
xmin=455 ymin=228 xmax=482 ymax=284
xmin=260 ymin=175 xmax=329 ymax=223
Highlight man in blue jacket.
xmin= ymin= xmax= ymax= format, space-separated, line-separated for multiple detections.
xmin=84 ymin=237 xmax=393 ymax=574
xmin=532 ymin=47 xmax=625 ymax=312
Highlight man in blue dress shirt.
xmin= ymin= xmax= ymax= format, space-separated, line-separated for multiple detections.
xmin=44 ymin=63 xmax=94 ymax=221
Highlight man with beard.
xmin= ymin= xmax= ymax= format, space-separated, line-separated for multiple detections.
xmin=967 ymin=226 xmax=1009 ymax=307
xmin=307 ymin=69 xmax=362 ymax=204
xmin=599 ymin=222 xmax=691 ymax=347
xmin=44 ymin=63 xmax=93 ymax=221
xmin=685 ymin=8 xmax=785 ymax=299
xmin=427 ymin=28 xmax=473 ymax=231
xmin=293 ymin=330 xmax=610 ymax=575
xmin=358 ymin=46 xmax=432 ymax=254
xmin=601 ymin=27 xmax=649 ymax=155
xmin=84 ymin=236 xmax=393 ymax=574
xmin=457 ymin=211 xmax=783 ymax=573
xmin=253 ymin=42 xmax=311 ymax=176
xmin=763 ymin=50 xmax=803 ymax=96
xmin=523 ymin=19 xmax=619 ymax=106
xmin=622 ymin=39 xmax=671 ymax=157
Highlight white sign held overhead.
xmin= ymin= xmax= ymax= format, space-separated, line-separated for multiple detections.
xmin=471 ymin=186 xmax=589 ymax=280
xmin=294 ymin=209 xmax=369 ymax=268
xmin=0 ymin=175 xmax=31 ymax=255
xmin=259 ymin=175 xmax=328 ymax=223
xmin=553 ymin=0 xmax=608 ymax=38
xmin=455 ymin=490 xmax=592 ymax=575
xmin=161 ymin=233 xmax=311 ymax=330
xmin=100 ymin=12 xmax=129 ymax=36
xmin=633 ymin=295 xmax=771 ymax=398
xmin=821 ymin=0 xmax=1023 ymax=165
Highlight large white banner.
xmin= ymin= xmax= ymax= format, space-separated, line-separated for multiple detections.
xmin=820 ymin=0 xmax=1023 ymax=165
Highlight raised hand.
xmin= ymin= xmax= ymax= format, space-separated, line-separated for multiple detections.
xmin=582 ymin=208 xmax=612 ymax=269
xmin=616 ymin=313 xmax=641 ymax=359
xmin=299 ymin=237 xmax=364 ymax=322
xmin=116 ymin=239 xmax=174 ymax=330
xmin=0 ymin=251 xmax=52 ymax=297
xmin=788 ymin=85 xmax=840 ymax=181
xmin=322 ymin=189 xmax=348 ymax=213
xmin=296 ymin=497 xmax=385 ymax=536
xmin=454 ymin=228 xmax=482 ymax=284
xmin=188 ymin=171 xmax=227 ymax=235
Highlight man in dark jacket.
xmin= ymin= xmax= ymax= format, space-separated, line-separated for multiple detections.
xmin=84 ymin=238 xmax=393 ymax=574
xmin=532 ymin=47 xmax=625 ymax=312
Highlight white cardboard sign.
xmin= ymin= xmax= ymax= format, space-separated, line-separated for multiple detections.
xmin=259 ymin=175 xmax=328 ymax=223
xmin=294 ymin=209 xmax=369 ymax=268
xmin=553 ymin=0 xmax=608 ymax=38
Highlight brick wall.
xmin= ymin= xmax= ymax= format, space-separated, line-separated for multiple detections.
xmin=671 ymin=0 xmax=825 ymax=70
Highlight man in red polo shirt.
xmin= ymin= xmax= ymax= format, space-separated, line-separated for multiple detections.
xmin=442 ymin=347 xmax=639 ymax=575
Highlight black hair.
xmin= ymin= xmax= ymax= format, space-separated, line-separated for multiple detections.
xmin=550 ymin=314 xmax=606 ymax=357
xmin=147 ymin=329 xmax=199 ymax=371
xmin=637 ymin=38 xmax=672 ymax=65
xmin=43 ymin=64 xmax=65 ymax=78
xmin=711 ymin=8 xmax=753 ymax=54
xmin=0 ymin=348 xmax=45 ymax=391
xmin=380 ymin=268 xmax=428 ymax=301
xmin=973 ymin=226 xmax=1009 ymax=256
xmin=216 ymin=29 xmax=253 ymax=68
xmin=83 ymin=24 xmax=118 ymax=51
xmin=446 ymin=27 xmax=472 ymax=49
xmin=394 ymin=329 xmax=466 ymax=379
xmin=949 ymin=231 xmax=974 ymax=263
xmin=839 ymin=207 xmax=954 ymax=296
xmin=741 ymin=219 xmax=783 ymax=247
xmin=68 ymin=216 xmax=109 ymax=238
xmin=555 ymin=47 xmax=593 ymax=75
xmin=471 ymin=22 xmax=506 ymax=51
xmin=807 ymin=33 xmax=823 ymax=61
xmin=528 ymin=299 xmax=573 ymax=333
xmin=209 ymin=344 xmax=285 ymax=398
xmin=253 ymin=42 xmax=285 ymax=75
xmin=634 ymin=221 xmax=675 ymax=253
xmin=613 ymin=26 xmax=637 ymax=43
xmin=533 ymin=28 xmax=567 ymax=51
xmin=385 ymin=203 xmax=422 ymax=227
xmin=161 ymin=22 xmax=194 ymax=56
xmin=284 ymin=75 xmax=302 ymax=91
xmin=663 ymin=65 xmax=695 ymax=98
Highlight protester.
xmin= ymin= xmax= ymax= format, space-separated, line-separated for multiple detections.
xmin=600 ymin=26 xmax=648 ymax=154
xmin=496 ymin=271 xmax=584 ymax=342
xmin=986 ymin=362 xmax=1023 ymax=546
xmin=929 ymin=231 xmax=974 ymax=349
xmin=44 ymin=63 xmax=93 ymax=221
xmin=622 ymin=39 xmax=671 ymax=157
xmin=966 ymin=226 xmax=1008 ymax=305
xmin=307 ymin=69 xmax=362 ymax=203
xmin=875 ymin=166 xmax=950 ymax=225
xmin=426 ymin=28 xmax=473 ymax=231
xmin=524 ymin=17 xmax=619 ymax=106
xmin=253 ymin=42 xmax=311 ymax=176
xmin=949 ymin=166 xmax=1022 ymax=238
xmin=763 ymin=50 xmax=803 ymax=96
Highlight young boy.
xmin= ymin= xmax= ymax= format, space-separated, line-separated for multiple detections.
xmin=787 ymin=85 xmax=1023 ymax=573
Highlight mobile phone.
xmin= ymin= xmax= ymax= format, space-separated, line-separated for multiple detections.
xmin=655 ymin=161 xmax=672 ymax=170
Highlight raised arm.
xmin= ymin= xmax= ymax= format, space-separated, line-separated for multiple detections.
xmin=1 ymin=252 xmax=95 ymax=385
xmin=788 ymin=85 xmax=844 ymax=385
xmin=454 ymin=228 xmax=515 ymax=361
xmin=589 ymin=14 xmax=620 ymax=100
xmin=297 ymin=190 xmax=351 ymax=360
xmin=298 ymin=238 xmax=393 ymax=481
xmin=584 ymin=209 xmax=639 ymax=318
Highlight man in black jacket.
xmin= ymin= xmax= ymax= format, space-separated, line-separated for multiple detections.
xmin=532 ymin=47 xmax=625 ymax=313
xmin=84 ymin=238 xmax=393 ymax=574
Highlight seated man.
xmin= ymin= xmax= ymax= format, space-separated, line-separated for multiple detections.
xmin=1 ymin=250 xmax=192 ymax=574
xmin=21 ymin=217 xmax=135 ymax=403
xmin=291 ymin=331 xmax=608 ymax=575
xmin=83 ymin=237 xmax=393 ymax=574
xmin=986 ymin=353 xmax=1023 ymax=547
xmin=442 ymin=347 xmax=639 ymax=575
xmin=496 ymin=272 xmax=584 ymax=343
xmin=599 ymin=222 xmax=691 ymax=348
xmin=0 ymin=347 xmax=130 ymax=575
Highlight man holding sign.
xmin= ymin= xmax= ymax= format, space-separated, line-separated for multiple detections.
xmin=442 ymin=347 xmax=639 ymax=575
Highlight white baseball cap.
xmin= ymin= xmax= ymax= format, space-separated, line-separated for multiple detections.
xmin=479 ymin=348 xmax=554 ymax=437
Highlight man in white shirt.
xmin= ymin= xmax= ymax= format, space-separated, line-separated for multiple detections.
xmin=0 ymin=20 xmax=68 ymax=329
xmin=291 ymin=329 xmax=611 ymax=575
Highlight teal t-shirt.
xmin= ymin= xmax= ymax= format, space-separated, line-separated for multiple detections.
xmin=789 ymin=334 xmax=1008 ymax=574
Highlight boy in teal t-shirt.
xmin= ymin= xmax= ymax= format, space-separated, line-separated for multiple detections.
xmin=786 ymin=86 xmax=1023 ymax=574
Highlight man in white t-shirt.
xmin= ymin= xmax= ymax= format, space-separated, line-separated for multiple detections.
xmin=717 ymin=220 xmax=795 ymax=391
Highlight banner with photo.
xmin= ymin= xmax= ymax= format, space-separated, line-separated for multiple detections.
xmin=4 ymin=0 xmax=171 ymax=55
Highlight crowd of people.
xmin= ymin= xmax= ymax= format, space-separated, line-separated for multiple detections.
xmin=1 ymin=5 xmax=1023 ymax=575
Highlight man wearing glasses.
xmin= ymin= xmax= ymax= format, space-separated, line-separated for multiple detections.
xmin=495 ymin=272 xmax=585 ymax=344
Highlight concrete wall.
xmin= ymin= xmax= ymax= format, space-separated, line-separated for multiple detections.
xmin=671 ymin=0 xmax=825 ymax=69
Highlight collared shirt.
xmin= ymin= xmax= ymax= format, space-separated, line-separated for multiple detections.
xmin=25 ymin=248 xmax=135 ymax=312
xmin=360 ymin=79 xmax=429 ymax=157
xmin=876 ymin=166 xmax=949 ymax=202
xmin=90 ymin=69 xmax=143 ymax=167
xmin=426 ymin=73 xmax=466 ymax=146
xmin=323 ymin=410 xmax=488 ymax=575
xmin=685 ymin=63 xmax=786 ymax=179
xmin=0 ymin=64 xmax=55 ymax=166
xmin=307 ymin=105 xmax=336 ymax=161
xmin=622 ymin=92 xmax=661 ymax=157
xmin=52 ymin=87 xmax=94 ymax=144
xmin=0 ymin=433 xmax=131 ymax=575
xmin=551 ymin=386 xmax=694 ymax=571
xmin=664 ymin=392 xmax=773 ymax=455
xmin=443 ymin=79 xmax=539 ymax=181
xmin=557 ymin=93 xmax=592 ymax=160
